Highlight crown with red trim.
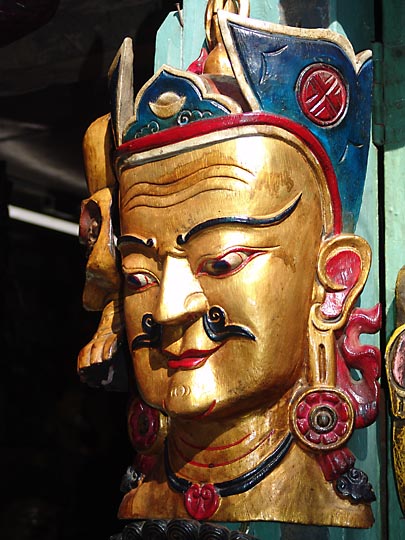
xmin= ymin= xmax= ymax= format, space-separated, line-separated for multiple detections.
xmin=109 ymin=9 xmax=372 ymax=232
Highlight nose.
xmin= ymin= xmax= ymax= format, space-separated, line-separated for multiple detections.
xmin=153 ymin=256 xmax=209 ymax=325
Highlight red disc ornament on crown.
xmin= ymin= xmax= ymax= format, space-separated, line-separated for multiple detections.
xmin=297 ymin=64 xmax=348 ymax=127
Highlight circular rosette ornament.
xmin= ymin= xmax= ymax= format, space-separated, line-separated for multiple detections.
xmin=184 ymin=483 xmax=220 ymax=520
xmin=128 ymin=396 xmax=167 ymax=454
xmin=296 ymin=64 xmax=348 ymax=126
xmin=290 ymin=388 xmax=354 ymax=451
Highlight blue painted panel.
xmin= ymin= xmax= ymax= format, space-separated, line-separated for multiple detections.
xmin=227 ymin=20 xmax=372 ymax=229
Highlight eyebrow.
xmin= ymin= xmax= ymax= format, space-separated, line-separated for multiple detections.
xmin=117 ymin=236 xmax=155 ymax=250
xmin=176 ymin=193 xmax=302 ymax=246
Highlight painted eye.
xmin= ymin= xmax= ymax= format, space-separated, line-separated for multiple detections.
xmin=197 ymin=249 xmax=264 ymax=278
xmin=126 ymin=272 xmax=158 ymax=292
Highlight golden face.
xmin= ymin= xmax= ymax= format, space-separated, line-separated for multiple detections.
xmin=118 ymin=131 xmax=327 ymax=419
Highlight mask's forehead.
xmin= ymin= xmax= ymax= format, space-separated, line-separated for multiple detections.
xmin=119 ymin=129 xmax=334 ymax=240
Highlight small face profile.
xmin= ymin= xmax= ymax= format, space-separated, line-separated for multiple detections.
xmin=118 ymin=130 xmax=330 ymax=419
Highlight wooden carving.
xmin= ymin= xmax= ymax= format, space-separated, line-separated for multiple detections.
xmin=386 ymin=267 xmax=405 ymax=514
xmin=78 ymin=0 xmax=380 ymax=529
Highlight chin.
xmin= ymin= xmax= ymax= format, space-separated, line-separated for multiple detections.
xmin=163 ymin=386 xmax=217 ymax=419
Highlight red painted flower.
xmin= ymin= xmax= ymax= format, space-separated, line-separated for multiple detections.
xmin=297 ymin=64 xmax=348 ymax=126
xmin=128 ymin=397 xmax=159 ymax=452
xmin=184 ymin=483 xmax=220 ymax=520
xmin=294 ymin=390 xmax=353 ymax=450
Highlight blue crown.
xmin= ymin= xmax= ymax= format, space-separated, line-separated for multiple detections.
xmin=109 ymin=11 xmax=372 ymax=231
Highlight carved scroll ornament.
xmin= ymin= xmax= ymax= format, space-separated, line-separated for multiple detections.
xmin=77 ymin=0 xmax=380 ymax=529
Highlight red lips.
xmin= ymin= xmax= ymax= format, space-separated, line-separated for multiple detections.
xmin=165 ymin=345 xmax=222 ymax=370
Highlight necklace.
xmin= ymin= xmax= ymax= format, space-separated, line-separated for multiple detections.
xmin=164 ymin=433 xmax=293 ymax=520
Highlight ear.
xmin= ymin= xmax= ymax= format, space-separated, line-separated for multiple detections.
xmin=311 ymin=234 xmax=371 ymax=331
xmin=79 ymin=187 xmax=121 ymax=311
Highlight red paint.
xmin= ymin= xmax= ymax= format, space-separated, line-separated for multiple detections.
xmin=180 ymin=432 xmax=251 ymax=451
xmin=173 ymin=432 xmax=273 ymax=468
xmin=392 ymin=332 xmax=405 ymax=388
xmin=317 ymin=447 xmax=356 ymax=481
xmin=184 ymin=483 xmax=220 ymax=519
xmin=336 ymin=304 xmax=382 ymax=429
xmin=297 ymin=64 xmax=348 ymax=126
xmin=191 ymin=400 xmax=217 ymax=420
xmin=294 ymin=391 xmax=351 ymax=447
xmin=116 ymin=112 xmax=342 ymax=233
xmin=128 ymin=397 xmax=159 ymax=451
xmin=321 ymin=250 xmax=362 ymax=319
xmin=166 ymin=345 xmax=222 ymax=370
xmin=134 ymin=453 xmax=157 ymax=477
xmin=187 ymin=48 xmax=208 ymax=74
xmin=196 ymin=248 xmax=266 ymax=278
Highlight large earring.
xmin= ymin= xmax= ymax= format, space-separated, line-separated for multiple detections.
xmin=120 ymin=395 xmax=169 ymax=494
xmin=289 ymin=235 xmax=370 ymax=452
xmin=289 ymin=312 xmax=355 ymax=451
xmin=127 ymin=395 xmax=168 ymax=455
xmin=290 ymin=386 xmax=354 ymax=452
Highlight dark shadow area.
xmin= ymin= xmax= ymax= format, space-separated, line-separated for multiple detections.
xmin=280 ymin=0 xmax=330 ymax=28
xmin=0 ymin=207 xmax=133 ymax=539
xmin=0 ymin=1 xmax=175 ymax=538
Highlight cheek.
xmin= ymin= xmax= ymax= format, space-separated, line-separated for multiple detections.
xmin=123 ymin=287 xmax=158 ymax=338
xmin=202 ymin=253 xmax=314 ymax=383
xmin=132 ymin=349 xmax=168 ymax=410
xmin=123 ymin=296 xmax=141 ymax=346
xmin=201 ymin=251 xmax=314 ymax=329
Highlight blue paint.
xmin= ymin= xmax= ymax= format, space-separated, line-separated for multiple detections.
xmin=123 ymin=70 xmax=231 ymax=142
xmin=115 ymin=18 xmax=372 ymax=232
xmin=228 ymin=21 xmax=372 ymax=229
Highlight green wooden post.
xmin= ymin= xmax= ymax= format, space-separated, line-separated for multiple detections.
xmin=380 ymin=1 xmax=405 ymax=539
xmin=152 ymin=1 xmax=382 ymax=538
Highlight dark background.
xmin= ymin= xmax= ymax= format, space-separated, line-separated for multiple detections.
xmin=0 ymin=2 xmax=174 ymax=538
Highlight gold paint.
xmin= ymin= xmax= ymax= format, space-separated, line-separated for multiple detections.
xmin=312 ymin=234 xmax=371 ymax=332
xmin=152 ymin=257 xmax=209 ymax=324
xmin=77 ymin=186 xmax=124 ymax=371
xmin=115 ymin=132 xmax=373 ymax=526
xmin=81 ymin=188 xmax=121 ymax=311
xmin=307 ymin=323 xmax=336 ymax=387
xmin=386 ymin=324 xmax=405 ymax=419
xmin=77 ymin=297 xmax=124 ymax=370
xmin=82 ymin=114 xmax=116 ymax=194
xmin=148 ymin=92 xmax=186 ymax=119
xmin=204 ymin=1 xmax=250 ymax=76
xmin=78 ymin=5 xmax=376 ymax=528
xmin=169 ymin=385 xmax=191 ymax=398
xmin=393 ymin=421 xmax=405 ymax=513
xmin=118 ymin=441 xmax=373 ymax=527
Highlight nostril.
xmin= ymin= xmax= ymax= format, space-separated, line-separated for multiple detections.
xmin=185 ymin=312 xmax=203 ymax=324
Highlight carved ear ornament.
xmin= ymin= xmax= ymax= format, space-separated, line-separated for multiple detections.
xmin=290 ymin=387 xmax=354 ymax=452
xmin=312 ymin=234 xmax=372 ymax=331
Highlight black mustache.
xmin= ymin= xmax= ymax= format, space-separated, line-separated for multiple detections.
xmin=131 ymin=314 xmax=162 ymax=351
xmin=203 ymin=306 xmax=256 ymax=342
xmin=131 ymin=306 xmax=256 ymax=351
